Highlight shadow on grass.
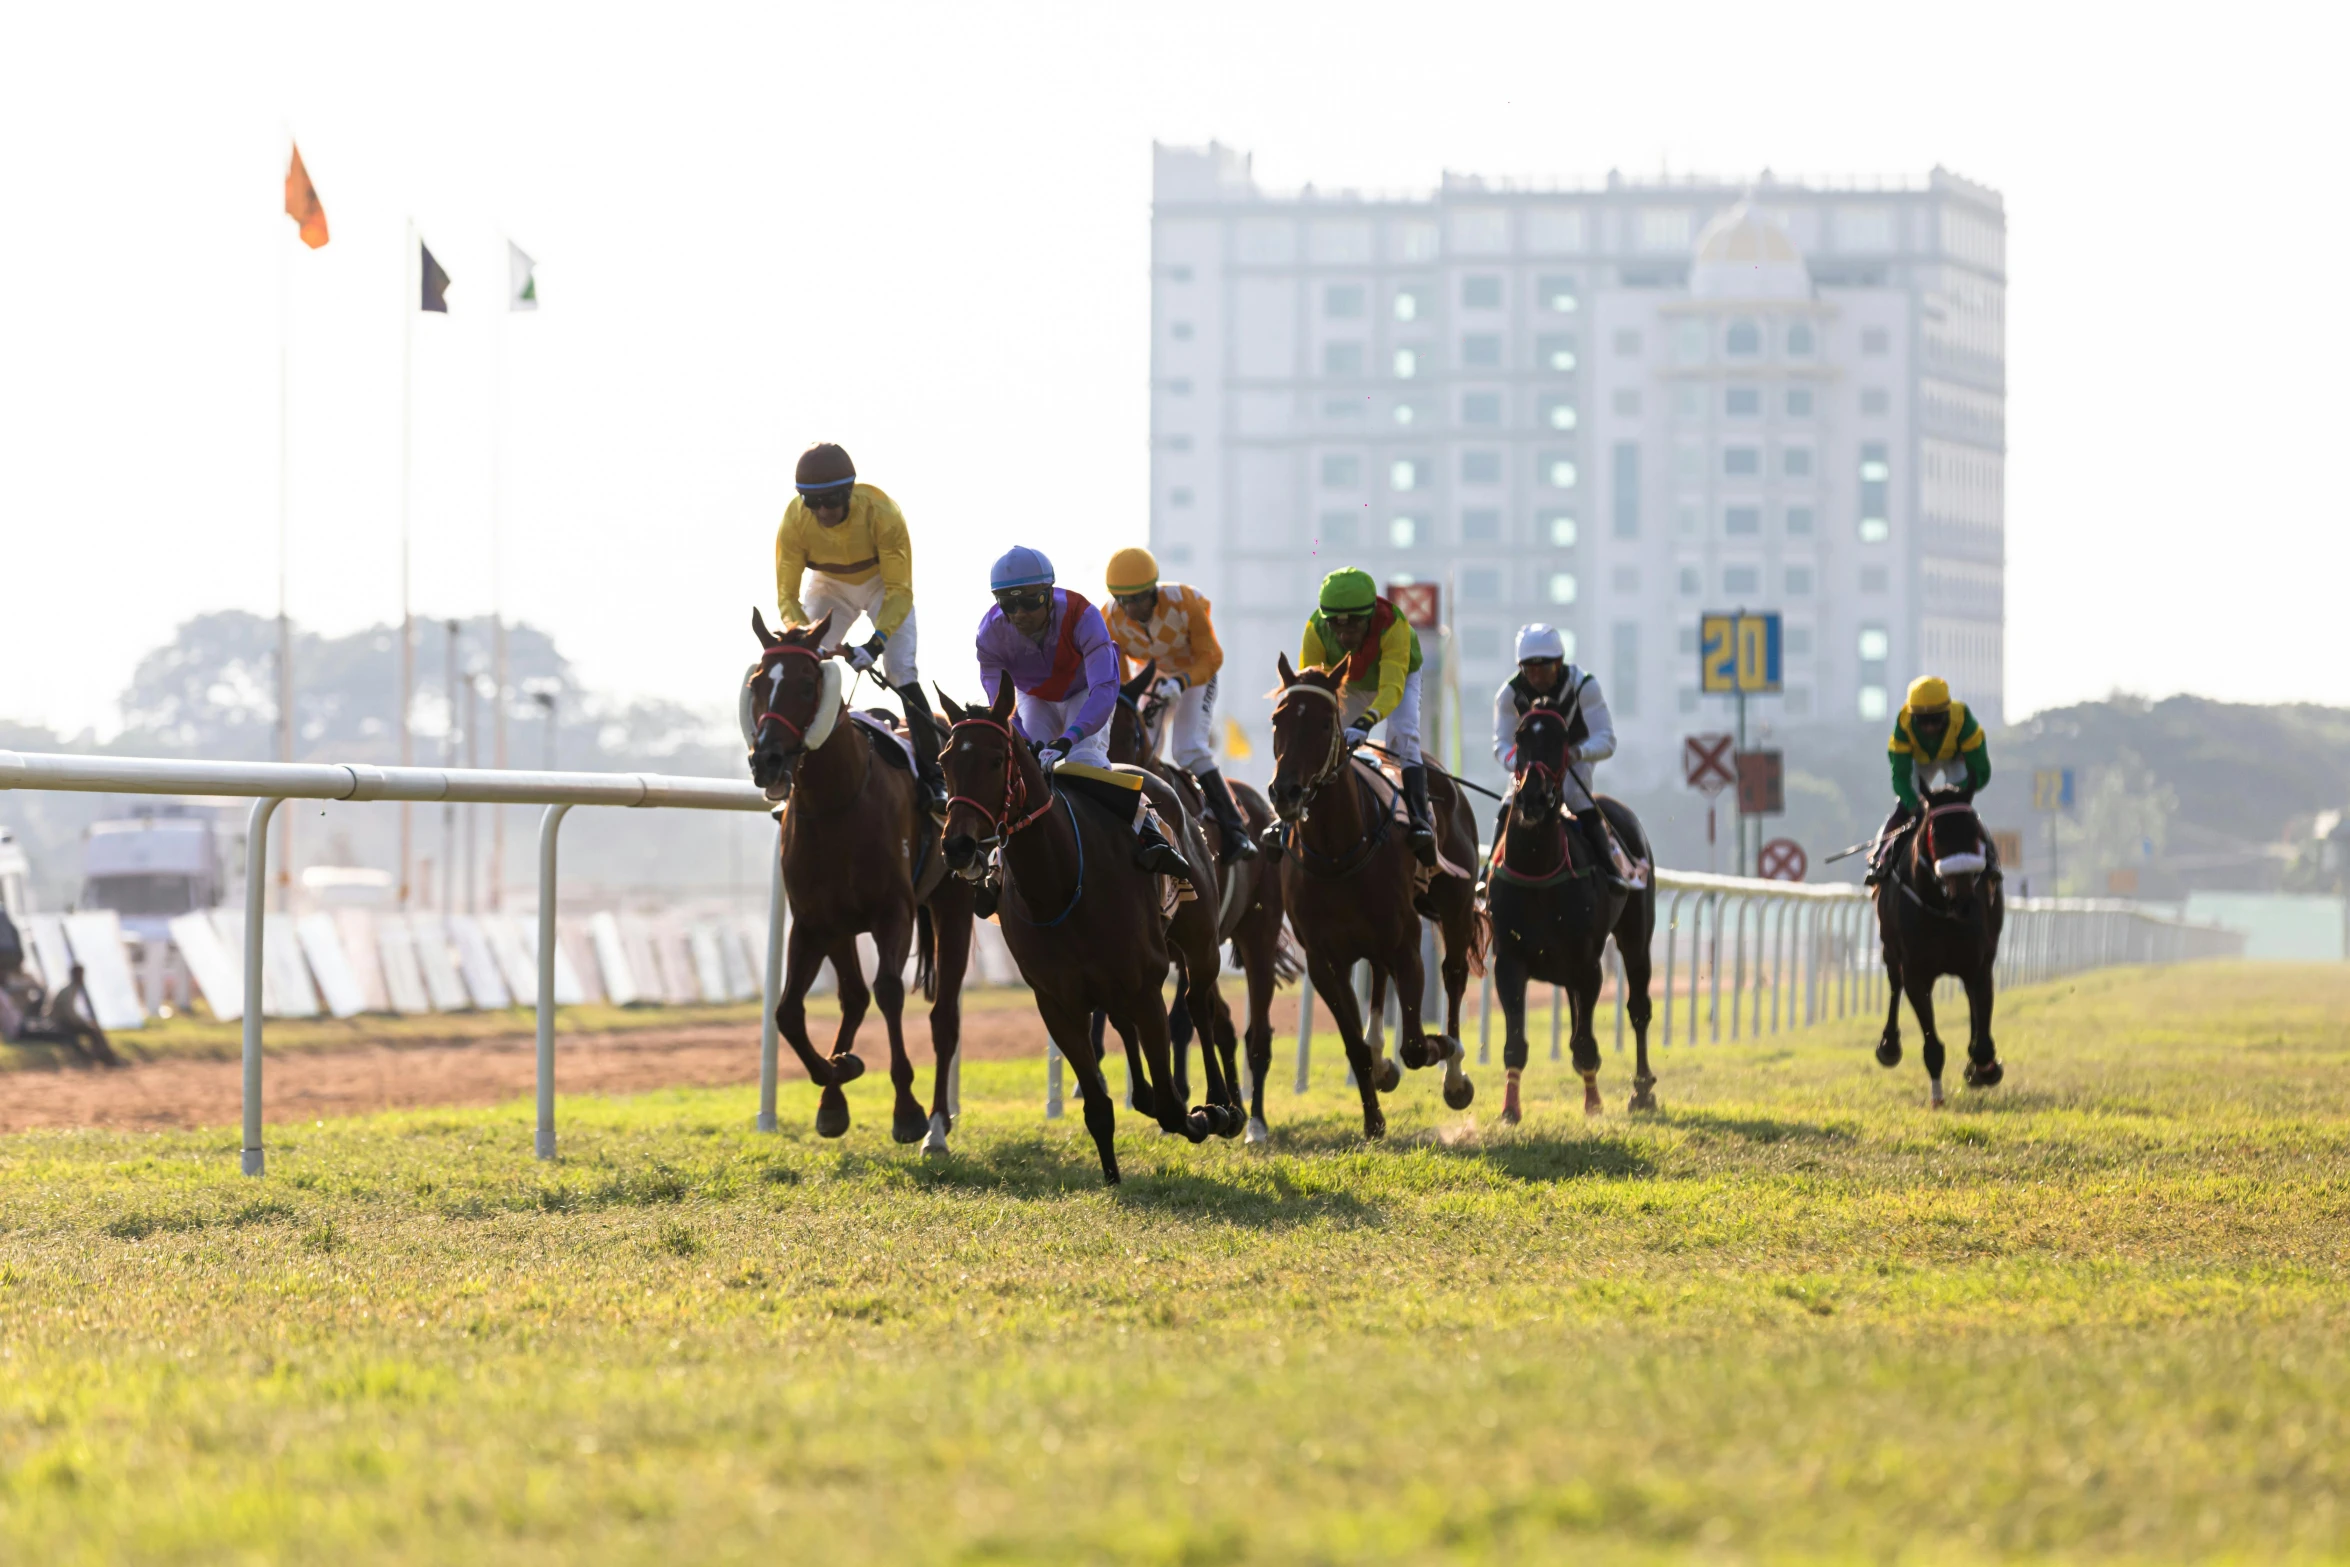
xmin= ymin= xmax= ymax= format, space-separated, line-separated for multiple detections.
xmin=1451 ymin=1136 xmax=1658 ymax=1182
xmin=1664 ymin=1108 xmax=1854 ymax=1144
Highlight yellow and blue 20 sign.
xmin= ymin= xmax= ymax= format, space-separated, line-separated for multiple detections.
xmin=1699 ymin=611 xmax=1783 ymax=695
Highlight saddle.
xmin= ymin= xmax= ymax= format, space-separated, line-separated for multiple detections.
xmin=1348 ymin=756 xmax=1478 ymax=884
xmin=849 ymin=708 xmax=916 ymax=772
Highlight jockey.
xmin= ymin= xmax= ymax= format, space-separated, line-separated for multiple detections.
xmin=1101 ymin=546 xmax=1258 ymax=865
xmin=773 ymin=442 xmax=945 ymax=814
xmin=1865 ymin=675 xmax=1993 ymax=886
xmin=1488 ymin=623 xmax=1629 ymax=888
xmin=1297 ymin=567 xmax=1436 ymax=865
xmin=974 ymin=545 xmax=1190 ymax=879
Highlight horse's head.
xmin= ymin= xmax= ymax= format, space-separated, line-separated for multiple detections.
xmin=744 ymin=608 xmax=840 ymax=802
xmin=936 ymin=677 xmax=1025 ymax=875
xmin=1915 ymin=788 xmax=1989 ymax=900
xmin=1510 ymin=701 xmax=1574 ymax=826
xmin=1107 ymin=658 xmax=1159 ymax=768
xmin=1266 ymin=654 xmax=1347 ymax=823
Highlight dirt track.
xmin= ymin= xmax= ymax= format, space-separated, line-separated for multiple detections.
xmin=1 ymin=994 xmax=1314 ymax=1135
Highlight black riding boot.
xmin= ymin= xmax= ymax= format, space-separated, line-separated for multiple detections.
xmin=1862 ymin=804 xmax=1914 ymax=886
xmin=1132 ymin=813 xmax=1192 ymax=879
xmin=1402 ymin=764 xmax=1438 ymax=868
xmin=1194 ymin=767 xmax=1259 ymax=864
xmin=896 ymin=684 xmax=948 ymax=816
xmin=1576 ymin=808 xmax=1629 ymax=888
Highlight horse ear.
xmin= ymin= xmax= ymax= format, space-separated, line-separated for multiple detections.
xmin=1123 ymin=659 xmax=1158 ymax=701
xmin=936 ymin=685 xmax=963 ymax=725
xmin=752 ymin=608 xmax=779 ymax=648
xmin=989 ymin=676 xmax=1016 ymax=722
xmin=807 ymin=610 xmax=836 ymax=647
xmin=1277 ymin=651 xmax=1298 ymax=686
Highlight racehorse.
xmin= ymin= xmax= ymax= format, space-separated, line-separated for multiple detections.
xmin=937 ymin=676 xmax=1241 ymax=1184
xmin=1265 ymin=656 xmax=1484 ymax=1139
xmin=1105 ymin=660 xmax=1299 ymax=1144
xmin=1873 ymin=787 xmax=2006 ymax=1107
xmin=1487 ymin=703 xmax=1657 ymax=1119
xmin=744 ymin=610 xmax=976 ymax=1150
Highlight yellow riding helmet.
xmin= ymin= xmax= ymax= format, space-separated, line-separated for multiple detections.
xmin=1907 ymin=675 xmax=1952 ymax=712
xmin=1105 ymin=547 xmax=1159 ymax=597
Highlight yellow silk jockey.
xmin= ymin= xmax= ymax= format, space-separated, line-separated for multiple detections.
xmin=1866 ymin=675 xmax=1993 ymax=885
xmin=1100 ymin=546 xmax=1257 ymax=865
xmin=1297 ymin=567 xmax=1435 ymax=865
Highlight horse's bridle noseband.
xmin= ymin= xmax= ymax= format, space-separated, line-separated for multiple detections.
xmin=1498 ymin=707 xmax=1575 ymax=882
xmin=944 ymin=712 xmax=1057 ymax=850
xmin=754 ymin=643 xmax=826 ymax=749
xmin=1271 ymin=680 xmax=1349 ymax=812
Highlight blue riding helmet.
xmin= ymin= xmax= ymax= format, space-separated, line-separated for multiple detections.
xmin=989 ymin=545 xmax=1055 ymax=592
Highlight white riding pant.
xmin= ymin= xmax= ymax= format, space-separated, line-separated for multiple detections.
xmin=1014 ymin=689 xmax=1112 ymax=769
xmin=1163 ymin=677 xmax=1218 ymax=775
xmin=1340 ymin=669 xmax=1422 ymax=766
xmin=799 ymin=572 xmax=919 ymax=687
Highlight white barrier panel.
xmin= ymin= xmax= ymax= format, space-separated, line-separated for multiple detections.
xmin=652 ymin=921 xmax=701 ymax=1004
xmin=261 ymin=914 xmax=321 ymax=1019
xmin=590 ymin=912 xmax=641 ymax=1006
xmin=24 ymin=915 xmax=74 ymax=998
xmin=483 ymin=916 xmax=539 ymax=1005
xmin=688 ymin=923 xmax=729 ymax=1003
xmin=169 ymin=912 xmax=242 ymax=1022
xmin=296 ymin=913 xmax=366 ymax=1020
xmin=556 ymin=918 xmax=605 ymax=1005
xmin=403 ymin=913 xmax=469 ymax=1011
xmin=446 ymin=915 xmax=512 ymax=1009
xmin=373 ymin=917 xmax=434 ymax=1015
xmin=62 ymin=911 xmax=146 ymax=1030
xmin=515 ymin=916 xmax=585 ymax=1007
xmin=336 ymin=911 xmax=392 ymax=1013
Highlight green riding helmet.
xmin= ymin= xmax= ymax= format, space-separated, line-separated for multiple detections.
xmin=1317 ymin=567 xmax=1377 ymax=615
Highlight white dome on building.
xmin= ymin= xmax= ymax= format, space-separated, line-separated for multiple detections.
xmin=1689 ymin=201 xmax=1811 ymax=300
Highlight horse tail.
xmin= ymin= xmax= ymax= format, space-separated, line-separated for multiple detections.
xmin=915 ymin=904 xmax=938 ymax=1003
xmin=1467 ymin=902 xmax=1492 ymax=979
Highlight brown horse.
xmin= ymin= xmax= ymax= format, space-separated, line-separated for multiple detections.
xmin=1873 ymin=787 xmax=2005 ymax=1108
xmin=1265 ymin=657 xmax=1484 ymax=1139
xmin=1488 ymin=702 xmax=1657 ymax=1119
xmin=938 ymin=677 xmax=1240 ymax=1182
xmin=745 ymin=610 xmax=976 ymax=1149
xmin=1105 ymin=660 xmax=1298 ymax=1143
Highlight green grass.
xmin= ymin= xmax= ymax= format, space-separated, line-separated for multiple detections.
xmin=3 ymin=961 xmax=2348 ymax=1563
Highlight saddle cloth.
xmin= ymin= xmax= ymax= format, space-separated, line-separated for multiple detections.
xmin=1349 ymin=756 xmax=1478 ymax=884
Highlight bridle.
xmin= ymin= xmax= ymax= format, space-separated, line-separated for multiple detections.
xmin=1496 ymin=707 xmax=1577 ymax=884
xmin=944 ymin=711 xmax=1084 ymax=927
xmin=1896 ymin=798 xmax=1988 ymax=919
xmin=1271 ymin=680 xmax=1349 ymax=810
xmin=1269 ymin=678 xmax=1394 ymax=878
xmin=753 ymin=643 xmax=832 ymax=751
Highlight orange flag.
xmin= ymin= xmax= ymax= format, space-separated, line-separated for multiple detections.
xmin=284 ymin=144 xmax=328 ymax=249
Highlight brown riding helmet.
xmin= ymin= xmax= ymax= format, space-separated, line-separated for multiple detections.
xmin=795 ymin=442 xmax=856 ymax=493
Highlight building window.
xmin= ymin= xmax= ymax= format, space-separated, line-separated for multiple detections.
xmin=1862 ymin=326 xmax=1890 ymax=355
xmin=1461 ymin=450 xmax=1502 ymax=484
xmin=1462 ymin=508 xmax=1501 ymax=543
xmin=1164 ymin=543 xmax=1193 ymax=564
xmin=1612 ymin=389 xmax=1642 ymax=417
xmin=1723 ymin=565 xmax=1760 ymax=595
xmin=1545 ymin=397 xmax=1578 ymax=431
xmin=1787 ymin=321 xmax=1816 ymax=357
xmin=1462 ymin=275 xmax=1502 ymax=309
xmin=1393 ymin=347 xmax=1420 ymax=380
xmin=1545 ymin=455 xmax=1579 ymax=489
xmin=1611 ymin=565 xmax=1641 ymax=593
xmin=1170 ymin=488 xmax=1193 ymax=508
xmin=1723 ymin=446 xmax=1761 ymax=477
xmin=1786 ymin=388 xmax=1815 ymax=417
xmin=1171 ymin=321 xmax=1194 ymax=341
xmin=1323 ymin=342 xmax=1365 ymax=378
xmin=1390 ymin=458 xmax=1426 ymax=491
xmin=1610 ymin=622 xmax=1641 ymax=717
xmin=1678 ymin=565 xmax=1700 ymax=596
xmin=1540 ymin=275 xmax=1579 ymax=312
xmin=1167 ymin=379 xmax=1192 ymax=395
xmin=1548 ymin=572 xmax=1579 ymax=605
xmin=1538 ymin=334 xmax=1577 ymax=372
xmin=1679 ymin=687 xmax=1699 ymax=714
xmin=1320 ymin=454 xmax=1360 ymax=487
xmin=1638 ymin=210 xmax=1691 ymax=252
xmin=1785 ymin=564 xmax=1814 ymax=595
xmin=1858 ymin=627 xmax=1890 ymax=662
xmin=1858 ymin=626 xmax=1891 ymax=719
xmin=1167 ymin=434 xmax=1194 ymax=451
xmin=1859 ymin=686 xmax=1889 ymax=720
xmin=1322 ymin=398 xmax=1364 ymax=420
xmin=1725 ymin=387 xmax=1761 ymax=417
xmin=1677 ymin=625 xmax=1698 ymax=655
xmin=1318 ymin=511 xmax=1359 ymax=548
xmin=1669 ymin=385 xmax=1702 ymax=422
xmin=1674 ymin=440 xmax=1705 ymax=481
xmin=1787 ymin=625 xmax=1812 ymax=656
xmin=1462 ymin=566 xmax=1501 ymax=602
xmin=1168 ymin=265 xmax=1193 ymax=282
xmin=1676 ymin=502 xmax=1702 ymax=536
xmin=1390 ymin=515 xmax=1421 ymax=548
xmin=1543 ymin=512 xmax=1578 ymax=547
xmin=1462 ymin=392 xmax=1502 ymax=426
xmin=1786 ymin=506 xmax=1815 ymax=535
xmin=1786 ymin=685 xmax=1812 ymax=715
xmin=1783 ymin=446 xmax=1813 ymax=477
xmin=1725 ymin=319 xmax=1762 ymax=357
xmin=1724 ymin=504 xmax=1760 ymax=535
xmin=1858 ymin=442 xmax=1890 ymax=541
xmin=1613 ymin=328 xmax=1643 ymax=356
xmin=1462 ymin=625 xmax=1501 ymax=660
xmin=1861 ymin=388 xmax=1890 ymax=415
xmin=1324 ymin=284 xmax=1366 ymax=318
xmin=1393 ymin=287 xmax=1425 ymax=323
xmin=1461 ymin=333 xmax=1503 ymax=368
xmin=1673 ymin=320 xmax=1707 ymax=364
xmin=1393 ymin=402 xmax=1421 ymax=426
xmin=1861 ymin=565 xmax=1890 ymax=592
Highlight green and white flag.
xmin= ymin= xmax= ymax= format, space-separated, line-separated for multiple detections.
xmin=508 ymin=242 xmax=538 ymax=311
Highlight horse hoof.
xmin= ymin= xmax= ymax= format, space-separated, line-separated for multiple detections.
xmin=1398 ymin=1037 xmax=1429 ymax=1071
xmin=1584 ymin=1098 xmax=1604 ymax=1119
xmin=892 ymin=1101 xmax=929 ymax=1145
xmin=1628 ymin=1092 xmax=1658 ymax=1113
xmin=921 ymin=1113 xmax=951 ymax=1156
xmin=1443 ymin=1075 xmax=1475 ymax=1111
xmin=828 ymin=1053 xmax=867 ymax=1087
xmin=1212 ymin=1105 xmax=1244 ymax=1140
xmin=815 ymin=1085 xmax=851 ymax=1139
xmin=1376 ymin=1059 xmax=1402 ymax=1094
xmin=1929 ymin=1083 xmax=1947 ymax=1110
xmin=1500 ymin=1104 xmax=1521 ymax=1126
xmin=1183 ymin=1109 xmax=1215 ymax=1143
xmin=1244 ymin=1117 xmax=1271 ymax=1146
xmin=1875 ymin=1039 xmax=1902 ymax=1069
xmin=1362 ymin=1107 xmax=1387 ymax=1141
xmin=1966 ymin=1060 xmax=2004 ymax=1089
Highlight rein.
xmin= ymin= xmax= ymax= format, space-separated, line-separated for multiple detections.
xmin=1494 ymin=709 xmax=1585 ymax=887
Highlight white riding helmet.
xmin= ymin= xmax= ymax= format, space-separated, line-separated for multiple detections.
xmin=1515 ymin=623 xmax=1568 ymax=665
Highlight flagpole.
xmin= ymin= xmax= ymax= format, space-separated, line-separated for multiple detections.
xmin=276 ymin=157 xmax=295 ymax=913
xmin=398 ymin=217 xmax=416 ymax=910
xmin=489 ymin=262 xmax=508 ymax=912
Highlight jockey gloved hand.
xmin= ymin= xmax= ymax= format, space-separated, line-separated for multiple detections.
xmin=1037 ymin=739 xmax=1069 ymax=768
xmin=1151 ymin=675 xmax=1184 ymax=705
xmin=845 ymin=632 xmax=887 ymax=674
xmin=1344 ymin=719 xmax=1374 ymax=750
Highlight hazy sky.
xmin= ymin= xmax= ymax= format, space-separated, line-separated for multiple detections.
xmin=2 ymin=1 xmax=2342 ymax=738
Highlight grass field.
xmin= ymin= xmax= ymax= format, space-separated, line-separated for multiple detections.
xmin=3 ymin=961 xmax=2347 ymax=1564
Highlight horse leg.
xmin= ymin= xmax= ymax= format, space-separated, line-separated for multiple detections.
xmin=1875 ymin=934 xmax=1905 ymax=1069
xmin=1392 ymin=931 xmax=1432 ymax=1071
xmin=1241 ymin=933 xmax=1277 ymax=1144
xmin=1570 ymin=963 xmax=1604 ymax=1117
xmin=868 ymin=906 xmax=927 ymax=1146
xmin=812 ymin=936 xmax=874 ymax=1136
xmin=1622 ymin=920 xmax=1659 ymax=1114
xmin=774 ymin=927 xmax=851 ymax=1136
xmin=1127 ymin=983 xmax=1211 ymax=1144
xmin=1168 ymin=986 xmax=1195 ymax=1106
xmin=922 ymin=883 xmax=976 ymax=1153
xmin=1310 ymin=951 xmax=1385 ymax=1140
xmin=1364 ymin=965 xmax=1402 ymax=1094
xmin=1434 ymin=885 xmax=1477 ymax=1112
xmin=1907 ymin=971 xmax=1948 ymax=1109
xmin=1496 ymin=946 xmax=1530 ymax=1125
xmin=1043 ymin=997 xmax=1123 ymax=1184
xmin=1961 ymin=964 xmax=2003 ymax=1089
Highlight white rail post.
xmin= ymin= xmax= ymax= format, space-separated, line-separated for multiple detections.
xmin=1661 ymin=888 xmax=1687 ymax=1047
xmin=241 ymin=796 xmax=282 ymax=1177
xmin=534 ymin=802 xmax=571 ymax=1161
xmin=1549 ymin=983 xmax=1563 ymax=1060
xmin=1293 ymin=970 xmax=1314 ymax=1092
xmin=1476 ymin=967 xmax=1492 ymax=1064
xmin=758 ymin=821 xmax=784 ymax=1133
xmin=1046 ymin=1042 xmax=1064 ymax=1119
xmin=1709 ymin=892 xmax=1725 ymax=1044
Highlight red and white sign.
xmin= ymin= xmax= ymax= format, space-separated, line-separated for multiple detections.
xmin=1683 ymin=733 xmax=1735 ymax=796
xmin=1758 ymin=838 xmax=1808 ymax=882
xmin=1388 ymin=582 xmax=1440 ymax=630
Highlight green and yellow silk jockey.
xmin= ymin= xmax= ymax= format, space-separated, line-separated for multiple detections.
xmin=1867 ymin=676 xmax=1993 ymax=884
xmin=1296 ymin=567 xmax=1436 ymax=864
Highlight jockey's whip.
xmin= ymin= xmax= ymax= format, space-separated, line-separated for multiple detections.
xmin=1352 ymin=740 xmax=1506 ymax=801
xmin=1821 ymin=837 xmax=1877 ymax=864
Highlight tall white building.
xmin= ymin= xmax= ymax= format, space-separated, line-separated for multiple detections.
xmin=1149 ymin=144 xmax=2005 ymax=797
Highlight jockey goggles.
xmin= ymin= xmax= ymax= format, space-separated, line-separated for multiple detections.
xmin=993 ymin=586 xmax=1052 ymax=613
